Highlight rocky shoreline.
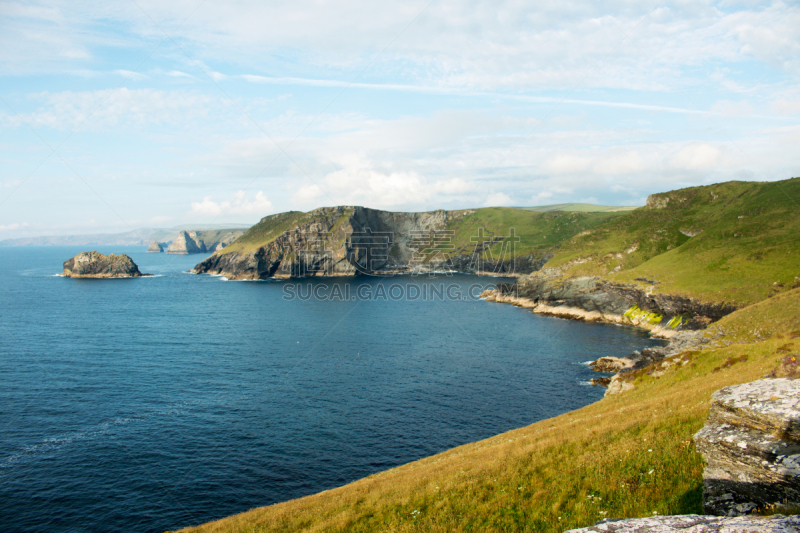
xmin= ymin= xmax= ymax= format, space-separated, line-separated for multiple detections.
xmin=479 ymin=272 xmax=737 ymax=394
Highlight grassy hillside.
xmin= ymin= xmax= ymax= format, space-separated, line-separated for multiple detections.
xmin=444 ymin=208 xmax=621 ymax=259
xmin=548 ymin=178 xmax=800 ymax=305
xmin=520 ymin=203 xmax=638 ymax=213
xmin=214 ymin=211 xmax=307 ymax=255
xmin=176 ymin=289 xmax=800 ymax=533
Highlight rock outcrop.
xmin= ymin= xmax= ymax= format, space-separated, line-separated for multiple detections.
xmin=565 ymin=514 xmax=800 ymax=533
xmin=147 ymin=241 xmax=164 ymax=253
xmin=63 ymin=251 xmax=146 ymax=278
xmin=694 ymin=379 xmax=800 ymax=516
xmin=192 ymin=206 xmax=549 ymax=280
xmin=167 ymin=231 xmax=206 ymax=254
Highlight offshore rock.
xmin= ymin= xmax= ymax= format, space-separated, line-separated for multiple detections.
xmin=166 ymin=231 xmax=206 ymax=254
xmin=565 ymin=514 xmax=800 ymax=533
xmin=147 ymin=241 xmax=164 ymax=253
xmin=63 ymin=251 xmax=146 ymax=278
xmin=694 ymin=379 xmax=800 ymax=516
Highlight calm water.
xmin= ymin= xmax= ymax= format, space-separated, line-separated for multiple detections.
xmin=0 ymin=246 xmax=663 ymax=532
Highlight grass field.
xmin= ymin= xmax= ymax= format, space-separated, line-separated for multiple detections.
xmin=548 ymin=178 xmax=800 ymax=305
xmin=175 ymin=289 xmax=800 ymax=533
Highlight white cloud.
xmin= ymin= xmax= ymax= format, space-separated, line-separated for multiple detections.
xmin=190 ymin=191 xmax=273 ymax=217
xmin=0 ymin=222 xmax=29 ymax=231
xmin=671 ymin=143 xmax=722 ymax=170
xmin=483 ymin=192 xmax=512 ymax=207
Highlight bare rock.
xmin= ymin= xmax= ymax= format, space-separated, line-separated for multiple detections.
xmin=147 ymin=241 xmax=164 ymax=253
xmin=565 ymin=514 xmax=800 ymax=533
xmin=590 ymin=357 xmax=630 ymax=373
xmin=167 ymin=231 xmax=206 ymax=254
xmin=63 ymin=251 xmax=146 ymax=278
xmin=694 ymin=379 xmax=800 ymax=516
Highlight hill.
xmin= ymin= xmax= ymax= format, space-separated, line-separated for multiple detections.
xmin=0 ymin=224 xmax=251 ymax=247
xmin=175 ymin=288 xmax=800 ymax=533
xmin=546 ymin=178 xmax=800 ymax=305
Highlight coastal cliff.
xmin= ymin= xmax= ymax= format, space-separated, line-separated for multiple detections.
xmin=192 ymin=206 xmax=591 ymax=280
xmin=63 ymin=251 xmax=146 ymax=278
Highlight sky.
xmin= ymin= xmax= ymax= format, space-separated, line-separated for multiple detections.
xmin=1 ymin=0 xmax=799 ymax=238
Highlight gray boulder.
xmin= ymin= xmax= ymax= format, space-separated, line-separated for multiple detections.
xmin=694 ymin=378 xmax=800 ymax=516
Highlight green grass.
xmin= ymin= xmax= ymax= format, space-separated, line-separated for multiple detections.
xmin=215 ymin=211 xmax=308 ymax=255
xmin=174 ymin=289 xmax=800 ymax=533
xmin=548 ymin=178 xmax=800 ymax=305
xmin=444 ymin=208 xmax=622 ymax=259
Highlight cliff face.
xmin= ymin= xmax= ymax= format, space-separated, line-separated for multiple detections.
xmin=147 ymin=241 xmax=164 ymax=253
xmin=166 ymin=231 xmax=206 ymax=254
xmin=63 ymin=251 xmax=145 ymax=278
xmin=506 ymin=274 xmax=736 ymax=323
xmin=192 ymin=206 xmax=545 ymax=279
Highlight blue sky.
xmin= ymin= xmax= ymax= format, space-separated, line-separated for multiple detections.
xmin=1 ymin=0 xmax=799 ymax=238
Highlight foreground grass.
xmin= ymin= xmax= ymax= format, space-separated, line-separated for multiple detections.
xmin=176 ymin=290 xmax=800 ymax=533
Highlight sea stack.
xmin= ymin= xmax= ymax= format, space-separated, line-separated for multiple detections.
xmin=63 ymin=251 xmax=146 ymax=278
xmin=147 ymin=241 xmax=164 ymax=253
xmin=166 ymin=231 xmax=205 ymax=254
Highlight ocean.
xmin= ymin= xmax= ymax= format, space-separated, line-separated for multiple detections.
xmin=0 ymin=246 xmax=664 ymax=532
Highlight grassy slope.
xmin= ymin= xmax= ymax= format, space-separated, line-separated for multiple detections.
xmin=177 ymin=289 xmax=800 ymax=533
xmin=444 ymin=208 xmax=620 ymax=259
xmin=548 ymin=178 xmax=800 ymax=305
xmin=214 ymin=211 xmax=307 ymax=255
xmin=520 ymin=204 xmax=639 ymax=213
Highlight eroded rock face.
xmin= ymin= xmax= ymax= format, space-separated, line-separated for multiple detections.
xmin=694 ymin=379 xmax=800 ymax=516
xmin=63 ymin=251 xmax=145 ymax=278
xmin=166 ymin=231 xmax=206 ymax=254
xmin=565 ymin=514 xmax=800 ymax=533
xmin=147 ymin=241 xmax=164 ymax=253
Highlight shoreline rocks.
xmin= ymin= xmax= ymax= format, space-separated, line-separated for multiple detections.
xmin=694 ymin=379 xmax=800 ymax=516
xmin=147 ymin=241 xmax=164 ymax=253
xmin=63 ymin=251 xmax=148 ymax=278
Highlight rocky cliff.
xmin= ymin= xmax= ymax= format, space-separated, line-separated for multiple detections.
xmin=192 ymin=206 xmax=554 ymax=279
xmin=147 ymin=241 xmax=164 ymax=253
xmin=63 ymin=251 xmax=146 ymax=278
xmin=166 ymin=231 xmax=206 ymax=254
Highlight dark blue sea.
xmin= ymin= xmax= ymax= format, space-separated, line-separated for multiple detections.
xmin=0 ymin=246 xmax=664 ymax=532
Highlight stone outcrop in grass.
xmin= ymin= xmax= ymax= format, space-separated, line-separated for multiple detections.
xmin=565 ymin=514 xmax=800 ymax=533
xmin=693 ymin=378 xmax=800 ymax=516
xmin=63 ymin=251 xmax=146 ymax=278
